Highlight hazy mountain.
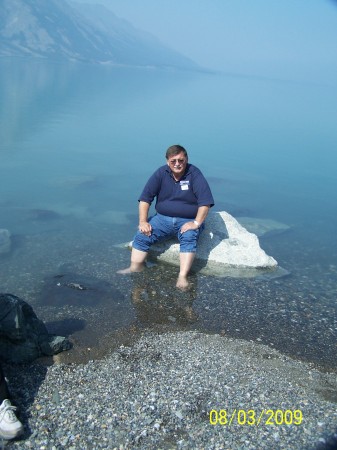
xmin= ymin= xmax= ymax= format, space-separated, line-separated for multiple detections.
xmin=0 ymin=0 xmax=198 ymax=69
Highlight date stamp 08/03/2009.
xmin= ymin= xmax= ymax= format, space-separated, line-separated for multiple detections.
xmin=209 ymin=409 xmax=303 ymax=427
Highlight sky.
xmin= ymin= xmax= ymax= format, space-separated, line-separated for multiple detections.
xmin=73 ymin=0 xmax=337 ymax=83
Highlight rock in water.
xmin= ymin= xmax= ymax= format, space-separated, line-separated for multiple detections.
xmin=134 ymin=211 xmax=283 ymax=278
xmin=0 ymin=229 xmax=11 ymax=254
xmin=197 ymin=211 xmax=278 ymax=267
xmin=236 ymin=217 xmax=290 ymax=237
xmin=0 ymin=293 xmax=72 ymax=363
xmin=38 ymin=272 xmax=123 ymax=307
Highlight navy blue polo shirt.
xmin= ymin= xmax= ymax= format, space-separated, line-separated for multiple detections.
xmin=138 ymin=164 xmax=214 ymax=219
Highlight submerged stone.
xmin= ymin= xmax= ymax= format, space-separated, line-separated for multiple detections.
xmin=97 ymin=210 xmax=131 ymax=225
xmin=29 ymin=208 xmax=62 ymax=221
xmin=38 ymin=272 xmax=123 ymax=307
xmin=236 ymin=217 xmax=290 ymax=237
xmin=0 ymin=229 xmax=11 ymax=254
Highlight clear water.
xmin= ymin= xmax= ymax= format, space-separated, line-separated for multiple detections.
xmin=1 ymin=58 xmax=336 ymax=368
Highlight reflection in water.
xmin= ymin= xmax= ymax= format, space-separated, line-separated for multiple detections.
xmin=0 ymin=59 xmax=78 ymax=151
xmin=130 ymin=268 xmax=198 ymax=327
xmin=0 ymin=57 xmax=195 ymax=152
xmin=0 ymin=57 xmax=336 ymax=371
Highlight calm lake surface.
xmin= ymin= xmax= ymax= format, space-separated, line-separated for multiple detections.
xmin=1 ymin=58 xmax=336 ymax=368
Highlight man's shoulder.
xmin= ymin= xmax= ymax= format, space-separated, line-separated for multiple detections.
xmin=153 ymin=165 xmax=170 ymax=180
xmin=158 ymin=164 xmax=170 ymax=173
xmin=186 ymin=164 xmax=204 ymax=177
xmin=188 ymin=164 xmax=200 ymax=172
xmin=148 ymin=165 xmax=169 ymax=178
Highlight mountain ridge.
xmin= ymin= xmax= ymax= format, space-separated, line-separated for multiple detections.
xmin=0 ymin=0 xmax=199 ymax=69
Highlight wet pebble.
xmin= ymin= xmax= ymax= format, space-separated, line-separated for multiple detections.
xmin=4 ymin=331 xmax=337 ymax=449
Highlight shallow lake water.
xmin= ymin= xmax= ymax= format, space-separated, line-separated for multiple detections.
xmin=0 ymin=58 xmax=336 ymax=369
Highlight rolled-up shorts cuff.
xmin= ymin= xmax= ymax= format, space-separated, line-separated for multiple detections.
xmin=178 ymin=226 xmax=203 ymax=252
xmin=132 ymin=232 xmax=154 ymax=252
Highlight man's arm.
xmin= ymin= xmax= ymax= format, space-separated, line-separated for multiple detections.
xmin=180 ymin=205 xmax=210 ymax=234
xmin=194 ymin=205 xmax=210 ymax=227
xmin=138 ymin=201 xmax=152 ymax=236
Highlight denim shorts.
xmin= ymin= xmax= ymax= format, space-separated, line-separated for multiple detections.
xmin=132 ymin=213 xmax=204 ymax=253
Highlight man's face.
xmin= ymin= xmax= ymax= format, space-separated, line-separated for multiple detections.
xmin=167 ymin=152 xmax=187 ymax=178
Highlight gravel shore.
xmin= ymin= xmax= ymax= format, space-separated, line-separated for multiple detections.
xmin=3 ymin=330 xmax=337 ymax=450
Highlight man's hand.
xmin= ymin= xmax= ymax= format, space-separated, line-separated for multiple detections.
xmin=139 ymin=221 xmax=152 ymax=236
xmin=180 ymin=221 xmax=199 ymax=234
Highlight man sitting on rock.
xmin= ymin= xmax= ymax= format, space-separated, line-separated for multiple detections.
xmin=117 ymin=144 xmax=214 ymax=289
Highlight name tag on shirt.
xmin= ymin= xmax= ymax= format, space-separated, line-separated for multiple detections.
xmin=180 ymin=180 xmax=189 ymax=190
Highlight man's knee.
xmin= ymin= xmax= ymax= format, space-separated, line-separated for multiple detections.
xmin=132 ymin=232 xmax=152 ymax=252
xmin=179 ymin=229 xmax=199 ymax=252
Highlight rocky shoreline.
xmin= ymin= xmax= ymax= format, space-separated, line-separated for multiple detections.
xmin=4 ymin=330 xmax=337 ymax=449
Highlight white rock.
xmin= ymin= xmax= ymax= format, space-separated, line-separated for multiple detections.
xmin=199 ymin=211 xmax=277 ymax=267
xmin=150 ymin=211 xmax=277 ymax=270
xmin=122 ymin=211 xmax=288 ymax=278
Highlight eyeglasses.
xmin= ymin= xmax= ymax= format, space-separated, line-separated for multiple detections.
xmin=169 ymin=158 xmax=186 ymax=165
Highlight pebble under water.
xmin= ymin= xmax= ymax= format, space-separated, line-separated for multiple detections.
xmin=0 ymin=219 xmax=336 ymax=371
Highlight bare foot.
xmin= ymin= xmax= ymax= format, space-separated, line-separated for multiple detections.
xmin=116 ymin=267 xmax=133 ymax=274
xmin=176 ymin=275 xmax=189 ymax=290
xmin=117 ymin=264 xmax=145 ymax=274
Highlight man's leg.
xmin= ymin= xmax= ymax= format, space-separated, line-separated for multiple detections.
xmin=176 ymin=218 xmax=205 ymax=289
xmin=177 ymin=252 xmax=196 ymax=289
xmin=117 ymin=248 xmax=148 ymax=274
xmin=117 ymin=214 xmax=173 ymax=274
